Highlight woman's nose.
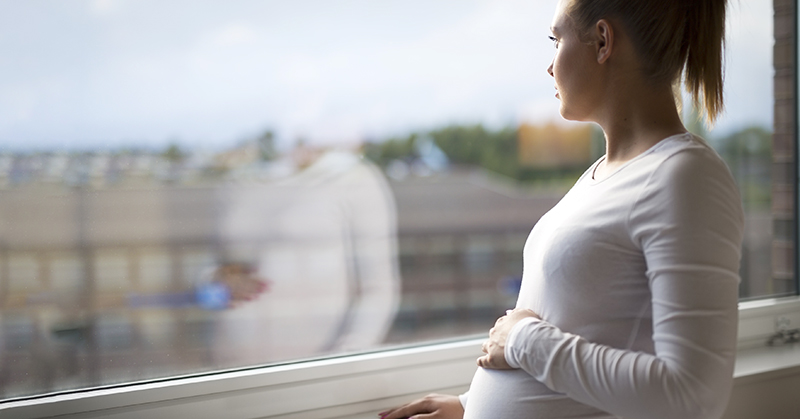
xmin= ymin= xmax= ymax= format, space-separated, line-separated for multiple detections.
xmin=547 ymin=61 xmax=554 ymax=77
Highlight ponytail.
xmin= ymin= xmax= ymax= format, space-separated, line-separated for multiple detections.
xmin=567 ymin=0 xmax=728 ymax=124
xmin=684 ymin=0 xmax=727 ymax=124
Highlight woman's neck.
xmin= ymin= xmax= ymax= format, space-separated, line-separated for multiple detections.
xmin=595 ymin=80 xmax=686 ymax=168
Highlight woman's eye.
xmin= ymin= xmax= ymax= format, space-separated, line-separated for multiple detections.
xmin=548 ymin=35 xmax=559 ymax=49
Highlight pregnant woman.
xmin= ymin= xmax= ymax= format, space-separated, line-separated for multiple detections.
xmin=380 ymin=0 xmax=742 ymax=418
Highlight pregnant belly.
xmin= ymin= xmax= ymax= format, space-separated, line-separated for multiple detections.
xmin=463 ymin=368 xmax=613 ymax=419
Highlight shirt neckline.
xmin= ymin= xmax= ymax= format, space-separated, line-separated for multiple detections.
xmin=586 ymin=132 xmax=692 ymax=185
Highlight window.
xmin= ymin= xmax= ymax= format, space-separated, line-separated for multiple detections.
xmin=0 ymin=0 xmax=795 ymax=405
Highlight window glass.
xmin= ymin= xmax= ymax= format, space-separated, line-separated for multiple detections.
xmin=0 ymin=0 xmax=792 ymax=400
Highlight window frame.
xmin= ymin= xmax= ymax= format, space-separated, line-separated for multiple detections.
xmin=1 ymin=297 xmax=799 ymax=418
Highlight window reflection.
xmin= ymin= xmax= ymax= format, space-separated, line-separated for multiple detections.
xmin=0 ymin=147 xmax=402 ymax=398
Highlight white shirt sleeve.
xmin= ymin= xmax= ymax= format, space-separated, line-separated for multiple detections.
xmin=504 ymin=149 xmax=744 ymax=419
xmin=458 ymin=391 xmax=469 ymax=409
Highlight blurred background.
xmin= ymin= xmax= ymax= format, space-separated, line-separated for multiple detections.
xmin=0 ymin=0 xmax=789 ymax=401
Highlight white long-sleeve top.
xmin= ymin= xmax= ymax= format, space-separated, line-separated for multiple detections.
xmin=461 ymin=133 xmax=744 ymax=419
xmin=215 ymin=152 xmax=400 ymax=366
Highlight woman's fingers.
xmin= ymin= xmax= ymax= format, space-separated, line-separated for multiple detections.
xmin=379 ymin=398 xmax=427 ymax=419
xmin=478 ymin=336 xmax=512 ymax=370
xmin=379 ymin=394 xmax=463 ymax=419
xmin=477 ymin=352 xmax=505 ymax=369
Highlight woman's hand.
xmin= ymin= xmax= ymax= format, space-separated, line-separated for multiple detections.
xmin=378 ymin=393 xmax=464 ymax=419
xmin=477 ymin=308 xmax=539 ymax=370
xmin=214 ymin=263 xmax=269 ymax=307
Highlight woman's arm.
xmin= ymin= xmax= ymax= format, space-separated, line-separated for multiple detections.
xmin=483 ymin=148 xmax=744 ymax=419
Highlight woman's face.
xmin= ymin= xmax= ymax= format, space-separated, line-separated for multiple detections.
xmin=547 ymin=0 xmax=604 ymax=121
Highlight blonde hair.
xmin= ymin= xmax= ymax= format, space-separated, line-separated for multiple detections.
xmin=567 ymin=0 xmax=727 ymax=124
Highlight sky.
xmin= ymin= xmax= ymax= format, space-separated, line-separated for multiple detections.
xmin=0 ymin=0 xmax=775 ymax=151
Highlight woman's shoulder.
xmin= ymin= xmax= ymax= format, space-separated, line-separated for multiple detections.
xmin=650 ymin=132 xmax=717 ymax=159
xmin=644 ymin=132 xmax=733 ymax=183
xmin=629 ymin=132 xmax=744 ymax=238
xmin=635 ymin=133 xmax=743 ymax=221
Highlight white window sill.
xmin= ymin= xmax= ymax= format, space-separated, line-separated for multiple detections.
xmin=3 ymin=296 xmax=800 ymax=419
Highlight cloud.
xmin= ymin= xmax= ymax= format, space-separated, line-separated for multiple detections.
xmin=89 ymin=0 xmax=124 ymax=17
xmin=208 ymin=23 xmax=259 ymax=47
xmin=0 ymin=0 xmax=775 ymax=148
xmin=0 ymin=86 xmax=38 ymax=127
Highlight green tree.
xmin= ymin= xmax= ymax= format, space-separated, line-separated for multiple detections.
xmin=364 ymin=123 xmax=587 ymax=183
xmin=257 ymin=131 xmax=278 ymax=161
xmin=715 ymin=126 xmax=772 ymax=210
xmin=162 ymin=143 xmax=185 ymax=163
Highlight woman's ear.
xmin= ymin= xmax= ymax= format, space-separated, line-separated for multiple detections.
xmin=595 ymin=19 xmax=613 ymax=64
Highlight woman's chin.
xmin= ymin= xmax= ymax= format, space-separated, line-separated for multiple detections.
xmin=558 ymin=107 xmax=578 ymax=121
xmin=559 ymin=105 xmax=590 ymax=123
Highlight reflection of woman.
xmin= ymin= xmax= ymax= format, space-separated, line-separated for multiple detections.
xmin=214 ymin=151 xmax=400 ymax=367
xmin=382 ymin=0 xmax=742 ymax=418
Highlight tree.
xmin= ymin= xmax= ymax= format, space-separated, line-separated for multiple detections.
xmin=257 ymin=130 xmax=278 ymax=161
xmin=163 ymin=143 xmax=185 ymax=163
